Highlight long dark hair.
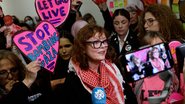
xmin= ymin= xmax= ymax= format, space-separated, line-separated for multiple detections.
xmin=59 ymin=30 xmax=74 ymax=44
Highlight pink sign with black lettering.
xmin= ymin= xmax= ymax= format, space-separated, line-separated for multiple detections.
xmin=35 ymin=0 xmax=70 ymax=27
xmin=13 ymin=21 xmax=59 ymax=72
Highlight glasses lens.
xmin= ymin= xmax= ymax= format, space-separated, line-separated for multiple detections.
xmin=0 ymin=70 xmax=8 ymax=78
xmin=10 ymin=67 xmax=18 ymax=74
xmin=0 ymin=67 xmax=17 ymax=78
xmin=144 ymin=18 xmax=156 ymax=26
xmin=103 ymin=40 xmax=108 ymax=46
xmin=86 ymin=39 xmax=108 ymax=49
xmin=94 ymin=40 xmax=108 ymax=49
xmin=93 ymin=41 xmax=101 ymax=49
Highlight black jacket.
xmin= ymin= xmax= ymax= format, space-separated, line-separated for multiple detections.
xmin=109 ymin=30 xmax=140 ymax=56
xmin=0 ymin=82 xmax=51 ymax=104
xmin=0 ymin=69 xmax=52 ymax=104
xmin=101 ymin=8 xmax=140 ymax=79
xmin=63 ymin=72 xmax=92 ymax=104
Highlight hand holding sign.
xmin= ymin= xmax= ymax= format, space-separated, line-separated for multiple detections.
xmin=35 ymin=0 xmax=70 ymax=27
xmin=13 ymin=21 xmax=59 ymax=72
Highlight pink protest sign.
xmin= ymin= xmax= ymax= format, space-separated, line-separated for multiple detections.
xmin=13 ymin=21 xmax=59 ymax=72
xmin=35 ymin=0 xmax=70 ymax=27
xmin=168 ymin=40 xmax=182 ymax=64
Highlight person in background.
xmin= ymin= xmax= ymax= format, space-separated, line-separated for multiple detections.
xmin=63 ymin=24 xmax=125 ymax=104
xmin=128 ymin=53 xmax=153 ymax=82
xmin=179 ymin=0 xmax=185 ymax=29
xmin=0 ymin=6 xmax=4 ymax=27
xmin=129 ymin=55 xmax=145 ymax=81
xmin=57 ymin=10 xmax=77 ymax=34
xmin=138 ymin=4 xmax=185 ymax=46
xmin=58 ymin=1 xmax=82 ymax=34
xmin=71 ymin=20 xmax=88 ymax=37
xmin=93 ymin=1 xmax=140 ymax=77
xmin=0 ymin=6 xmax=6 ymax=50
xmin=0 ymin=50 xmax=52 ymax=104
xmin=138 ymin=5 xmax=185 ymax=94
xmin=50 ymin=31 xmax=74 ymax=103
xmin=0 ymin=15 xmax=27 ymax=65
xmin=12 ymin=15 xmax=20 ymax=25
xmin=126 ymin=4 xmax=143 ymax=34
xmin=19 ymin=22 xmax=32 ymax=31
xmin=24 ymin=16 xmax=36 ymax=30
xmin=83 ymin=13 xmax=97 ymax=25
xmin=75 ymin=10 xmax=82 ymax=21
xmin=134 ymin=31 xmax=181 ymax=104
xmin=0 ymin=15 xmax=22 ymax=49
xmin=149 ymin=47 xmax=165 ymax=73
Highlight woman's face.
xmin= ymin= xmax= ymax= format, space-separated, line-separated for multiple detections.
xmin=59 ymin=37 xmax=73 ymax=60
xmin=24 ymin=17 xmax=34 ymax=26
xmin=153 ymin=48 xmax=160 ymax=58
xmin=144 ymin=12 xmax=160 ymax=32
xmin=133 ymin=57 xmax=141 ymax=65
xmin=0 ymin=59 xmax=18 ymax=89
xmin=85 ymin=33 xmax=108 ymax=63
xmin=113 ymin=15 xmax=130 ymax=36
xmin=129 ymin=11 xmax=138 ymax=25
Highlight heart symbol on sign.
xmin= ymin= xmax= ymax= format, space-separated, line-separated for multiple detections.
xmin=13 ymin=21 xmax=59 ymax=72
xmin=35 ymin=0 xmax=71 ymax=27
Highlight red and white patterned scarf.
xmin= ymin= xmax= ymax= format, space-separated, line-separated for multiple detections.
xmin=70 ymin=60 xmax=124 ymax=104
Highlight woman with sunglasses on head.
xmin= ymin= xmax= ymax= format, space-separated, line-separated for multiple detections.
xmin=63 ymin=24 xmax=125 ymax=104
xmin=0 ymin=50 xmax=52 ymax=104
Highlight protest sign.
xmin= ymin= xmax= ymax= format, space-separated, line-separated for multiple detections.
xmin=13 ymin=21 xmax=59 ymax=72
xmin=35 ymin=0 xmax=70 ymax=27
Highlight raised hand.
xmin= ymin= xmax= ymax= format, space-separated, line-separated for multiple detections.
xmin=5 ymin=80 xmax=18 ymax=92
xmin=23 ymin=61 xmax=41 ymax=88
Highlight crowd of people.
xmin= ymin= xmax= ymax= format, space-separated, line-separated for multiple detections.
xmin=0 ymin=1 xmax=185 ymax=104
